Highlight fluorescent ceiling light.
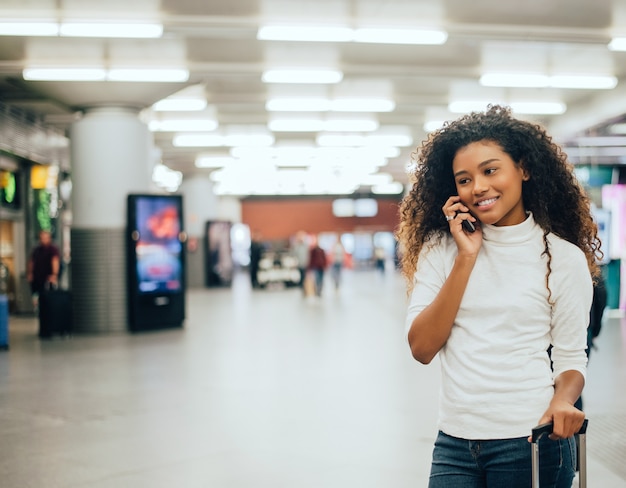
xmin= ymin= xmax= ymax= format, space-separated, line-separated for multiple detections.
xmin=230 ymin=145 xmax=316 ymax=161
xmin=258 ymin=25 xmax=447 ymax=46
xmin=23 ymin=67 xmax=106 ymax=81
xmin=262 ymin=69 xmax=343 ymax=84
xmin=257 ymin=25 xmax=353 ymax=42
xmin=451 ymin=100 xmax=566 ymax=115
xmin=330 ymin=98 xmax=395 ymax=112
xmin=268 ymin=118 xmax=379 ymax=132
xmin=0 ymin=21 xmax=162 ymax=38
xmin=317 ymin=134 xmax=367 ymax=146
xmin=268 ymin=119 xmax=325 ymax=132
xmin=224 ymin=133 xmax=275 ymax=147
xmin=448 ymin=101 xmax=498 ymax=113
xmin=353 ymin=28 xmax=447 ymax=45
xmin=195 ymin=156 xmax=234 ymax=168
xmin=174 ymin=129 xmax=274 ymax=147
xmin=480 ymin=72 xmax=617 ymax=90
xmin=0 ymin=22 xmax=59 ymax=36
xmin=173 ymin=134 xmax=224 ymax=147
xmin=549 ymin=75 xmax=617 ymax=89
xmin=152 ymin=98 xmax=207 ymax=111
xmin=424 ymin=120 xmax=445 ymax=132
xmin=365 ymin=133 xmax=412 ymax=147
xmin=26 ymin=67 xmax=189 ymax=82
xmin=59 ymin=22 xmax=163 ymax=38
xmin=266 ymin=98 xmax=331 ymax=111
xmin=480 ymin=73 xmax=549 ymax=88
xmin=265 ymin=97 xmax=395 ymax=112
xmin=317 ymin=130 xmax=411 ymax=147
xmin=148 ymin=119 xmax=218 ymax=132
xmin=608 ymin=37 xmax=626 ymax=51
xmin=107 ymin=68 xmax=189 ymax=82
xmin=323 ymin=119 xmax=379 ymax=132
xmin=509 ymin=101 xmax=566 ymax=115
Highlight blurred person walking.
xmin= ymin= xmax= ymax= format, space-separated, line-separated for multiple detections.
xmin=292 ymin=231 xmax=310 ymax=290
xmin=330 ymin=240 xmax=345 ymax=289
xmin=374 ymin=246 xmax=386 ymax=273
xmin=249 ymin=230 xmax=264 ymax=289
xmin=308 ymin=239 xmax=327 ymax=297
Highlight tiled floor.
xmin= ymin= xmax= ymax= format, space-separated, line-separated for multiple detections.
xmin=0 ymin=268 xmax=624 ymax=487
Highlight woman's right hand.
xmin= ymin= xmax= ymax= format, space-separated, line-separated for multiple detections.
xmin=442 ymin=196 xmax=483 ymax=256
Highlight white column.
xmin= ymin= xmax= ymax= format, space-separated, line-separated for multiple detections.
xmin=177 ymin=174 xmax=220 ymax=288
xmin=69 ymin=106 xmax=154 ymax=332
xmin=178 ymin=174 xmax=219 ymax=237
xmin=71 ymin=107 xmax=153 ymax=228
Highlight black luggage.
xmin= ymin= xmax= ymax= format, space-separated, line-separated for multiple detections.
xmin=38 ymin=286 xmax=73 ymax=338
xmin=0 ymin=294 xmax=8 ymax=349
xmin=531 ymin=419 xmax=588 ymax=488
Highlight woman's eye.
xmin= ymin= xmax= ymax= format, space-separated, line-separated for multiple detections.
xmin=457 ymin=178 xmax=469 ymax=185
xmin=485 ymin=168 xmax=496 ymax=175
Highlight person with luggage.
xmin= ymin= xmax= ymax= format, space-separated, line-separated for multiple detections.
xmin=249 ymin=230 xmax=264 ymax=289
xmin=27 ymin=229 xmax=60 ymax=300
xmin=397 ymin=105 xmax=602 ymax=487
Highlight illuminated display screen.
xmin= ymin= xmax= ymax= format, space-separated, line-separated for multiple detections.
xmin=132 ymin=196 xmax=183 ymax=294
xmin=0 ymin=170 xmax=20 ymax=209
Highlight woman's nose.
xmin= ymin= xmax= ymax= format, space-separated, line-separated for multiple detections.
xmin=472 ymin=177 xmax=488 ymax=194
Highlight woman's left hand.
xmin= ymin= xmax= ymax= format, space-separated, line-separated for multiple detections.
xmin=529 ymin=399 xmax=585 ymax=441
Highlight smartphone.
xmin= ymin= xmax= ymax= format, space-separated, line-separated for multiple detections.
xmin=456 ymin=212 xmax=476 ymax=233
xmin=462 ymin=219 xmax=476 ymax=233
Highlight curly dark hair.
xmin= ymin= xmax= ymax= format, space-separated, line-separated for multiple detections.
xmin=397 ymin=105 xmax=602 ymax=294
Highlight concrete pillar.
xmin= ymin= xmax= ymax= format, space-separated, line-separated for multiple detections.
xmin=70 ymin=107 xmax=153 ymax=333
xmin=178 ymin=175 xmax=218 ymax=288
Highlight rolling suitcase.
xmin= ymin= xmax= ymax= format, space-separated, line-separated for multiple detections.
xmin=38 ymin=285 xmax=73 ymax=339
xmin=0 ymin=293 xmax=8 ymax=349
xmin=531 ymin=419 xmax=588 ymax=488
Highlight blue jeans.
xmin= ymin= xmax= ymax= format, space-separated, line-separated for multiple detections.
xmin=312 ymin=269 xmax=324 ymax=296
xmin=428 ymin=431 xmax=576 ymax=488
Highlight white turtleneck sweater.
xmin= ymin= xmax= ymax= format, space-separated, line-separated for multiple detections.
xmin=405 ymin=214 xmax=592 ymax=439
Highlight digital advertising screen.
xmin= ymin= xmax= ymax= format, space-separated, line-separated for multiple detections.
xmin=132 ymin=195 xmax=183 ymax=294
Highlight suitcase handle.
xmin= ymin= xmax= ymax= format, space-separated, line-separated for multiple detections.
xmin=43 ymin=281 xmax=59 ymax=291
xmin=531 ymin=419 xmax=588 ymax=488
xmin=531 ymin=418 xmax=588 ymax=443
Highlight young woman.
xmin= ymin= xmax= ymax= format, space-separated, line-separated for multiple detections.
xmin=397 ymin=105 xmax=602 ymax=487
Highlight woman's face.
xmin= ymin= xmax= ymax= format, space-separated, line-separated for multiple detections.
xmin=452 ymin=140 xmax=529 ymax=227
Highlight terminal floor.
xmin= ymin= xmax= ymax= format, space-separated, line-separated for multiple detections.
xmin=1 ymin=269 xmax=625 ymax=488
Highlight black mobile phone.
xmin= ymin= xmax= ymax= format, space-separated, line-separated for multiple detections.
xmin=456 ymin=212 xmax=476 ymax=233
xmin=462 ymin=219 xmax=476 ymax=233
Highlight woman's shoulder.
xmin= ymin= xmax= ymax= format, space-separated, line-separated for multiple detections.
xmin=546 ymin=233 xmax=589 ymax=272
xmin=546 ymin=232 xmax=586 ymax=256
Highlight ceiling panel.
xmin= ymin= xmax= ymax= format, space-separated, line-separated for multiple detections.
xmin=0 ymin=0 xmax=625 ymax=196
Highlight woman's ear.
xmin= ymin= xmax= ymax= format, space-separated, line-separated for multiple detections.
xmin=520 ymin=163 xmax=530 ymax=181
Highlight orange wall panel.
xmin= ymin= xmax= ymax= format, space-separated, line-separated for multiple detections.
xmin=241 ymin=197 xmax=401 ymax=240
